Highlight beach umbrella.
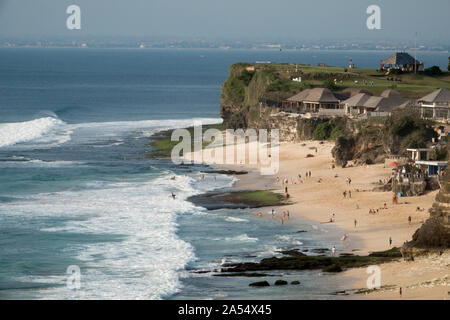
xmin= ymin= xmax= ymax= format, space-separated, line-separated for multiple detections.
xmin=389 ymin=161 xmax=399 ymax=166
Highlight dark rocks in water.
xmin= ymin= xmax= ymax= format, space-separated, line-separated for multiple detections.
xmin=291 ymin=281 xmax=301 ymax=285
xmin=278 ymin=249 xmax=306 ymax=257
xmin=274 ymin=280 xmax=288 ymax=286
xmin=222 ymin=248 xmax=401 ymax=274
xmin=201 ymin=169 xmax=248 ymax=175
xmin=188 ymin=189 xmax=287 ymax=210
xmin=311 ymin=248 xmax=330 ymax=254
xmin=323 ymin=264 xmax=343 ymax=272
xmin=368 ymin=247 xmax=402 ymax=258
xmin=249 ymin=281 xmax=270 ymax=287
xmin=214 ymin=272 xmax=273 ymax=277
xmin=187 ymin=192 xmax=253 ymax=210
xmin=339 ymin=253 xmax=355 ymax=257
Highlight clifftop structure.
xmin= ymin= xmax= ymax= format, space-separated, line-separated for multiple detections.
xmin=343 ymin=89 xmax=410 ymax=116
xmin=380 ymin=52 xmax=424 ymax=73
xmin=418 ymin=88 xmax=450 ymax=122
xmin=281 ymin=88 xmax=340 ymax=113
xmin=283 ymin=88 xmax=409 ymax=117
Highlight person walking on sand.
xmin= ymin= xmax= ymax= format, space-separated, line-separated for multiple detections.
xmin=343 ymin=191 xmax=347 ymax=199
xmin=389 ymin=236 xmax=392 ymax=247
xmin=408 ymin=216 xmax=412 ymax=225
xmin=348 ymin=190 xmax=352 ymax=198
xmin=285 ymin=186 xmax=288 ymax=194
xmin=354 ymin=219 xmax=357 ymax=227
xmin=399 ymin=287 xmax=402 ymax=299
xmin=287 ymin=210 xmax=290 ymax=219
xmin=331 ymin=246 xmax=336 ymax=257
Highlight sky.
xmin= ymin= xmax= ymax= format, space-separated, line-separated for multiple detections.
xmin=0 ymin=0 xmax=449 ymax=43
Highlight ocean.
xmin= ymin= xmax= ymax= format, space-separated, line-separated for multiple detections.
xmin=0 ymin=48 xmax=447 ymax=299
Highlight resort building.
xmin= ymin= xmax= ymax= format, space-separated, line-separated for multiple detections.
xmin=407 ymin=148 xmax=434 ymax=161
xmin=281 ymin=88 xmax=340 ymax=113
xmin=418 ymin=88 xmax=450 ymax=122
xmin=342 ymin=89 xmax=409 ymax=117
xmin=415 ymin=160 xmax=447 ymax=176
xmin=380 ymin=52 xmax=424 ymax=72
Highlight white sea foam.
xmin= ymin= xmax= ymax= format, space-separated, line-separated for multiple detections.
xmin=0 ymin=116 xmax=222 ymax=150
xmin=225 ymin=217 xmax=248 ymax=223
xmin=225 ymin=234 xmax=258 ymax=242
xmin=0 ymin=117 xmax=66 ymax=148
xmin=4 ymin=173 xmax=208 ymax=300
xmin=276 ymin=235 xmax=303 ymax=246
xmin=0 ymin=159 xmax=86 ymax=168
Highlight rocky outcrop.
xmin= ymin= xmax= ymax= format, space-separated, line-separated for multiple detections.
xmin=392 ymin=180 xmax=427 ymax=197
xmin=331 ymin=137 xmax=356 ymax=167
xmin=406 ymin=142 xmax=450 ymax=249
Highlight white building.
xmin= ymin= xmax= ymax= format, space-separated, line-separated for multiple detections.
xmin=418 ymin=88 xmax=450 ymax=122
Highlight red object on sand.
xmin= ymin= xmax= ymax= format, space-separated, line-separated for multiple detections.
xmin=389 ymin=161 xmax=399 ymax=166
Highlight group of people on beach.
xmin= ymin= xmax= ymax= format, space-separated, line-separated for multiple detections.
xmin=368 ymin=202 xmax=388 ymax=214
xmin=258 ymin=209 xmax=290 ymax=225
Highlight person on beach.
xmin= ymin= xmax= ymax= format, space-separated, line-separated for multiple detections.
xmin=384 ymin=202 xmax=387 ymax=209
xmin=331 ymin=246 xmax=336 ymax=257
xmin=348 ymin=190 xmax=352 ymax=198
xmin=171 ymin=192 xmax=176 ymax=199
xmin=341 ymin=234 xmax=348 ymax=242
xmin=285 ymin=186 xmax=288 ymax=194
xmin=343 ymin=191 xmax=347 ymax=199
xmin=271 ymin=209 xmax=275 ymax=217
xmin=389 ymin=236 xmax=392 ymax=247
xmin=332 ymin=213 xmax=335 ymax=222
xmin=287 ymin=210 xmax=290 ymax=219
xmin=399 ymin=287 xmax=402 ymax=299
xmin=309 ymin=171 xmax=312 ymax=177
xmin=354 ymin=219 xmax=357 ymax=227
xmin=408 ymin=216 xmax=412 ymax=225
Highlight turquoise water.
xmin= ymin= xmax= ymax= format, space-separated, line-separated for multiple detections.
xmin=0 ymin=48 xmax=446 ymax=299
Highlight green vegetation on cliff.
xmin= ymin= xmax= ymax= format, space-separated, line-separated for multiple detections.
xmin=331 ymin=107 xmax=438 ymax=167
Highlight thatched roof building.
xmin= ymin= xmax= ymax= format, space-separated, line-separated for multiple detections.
xmin=380 ymin=52 xmax=424 ymax=72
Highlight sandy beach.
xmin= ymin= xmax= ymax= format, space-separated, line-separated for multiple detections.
xmin=185 ymin=139 xmax=449 ymax=300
